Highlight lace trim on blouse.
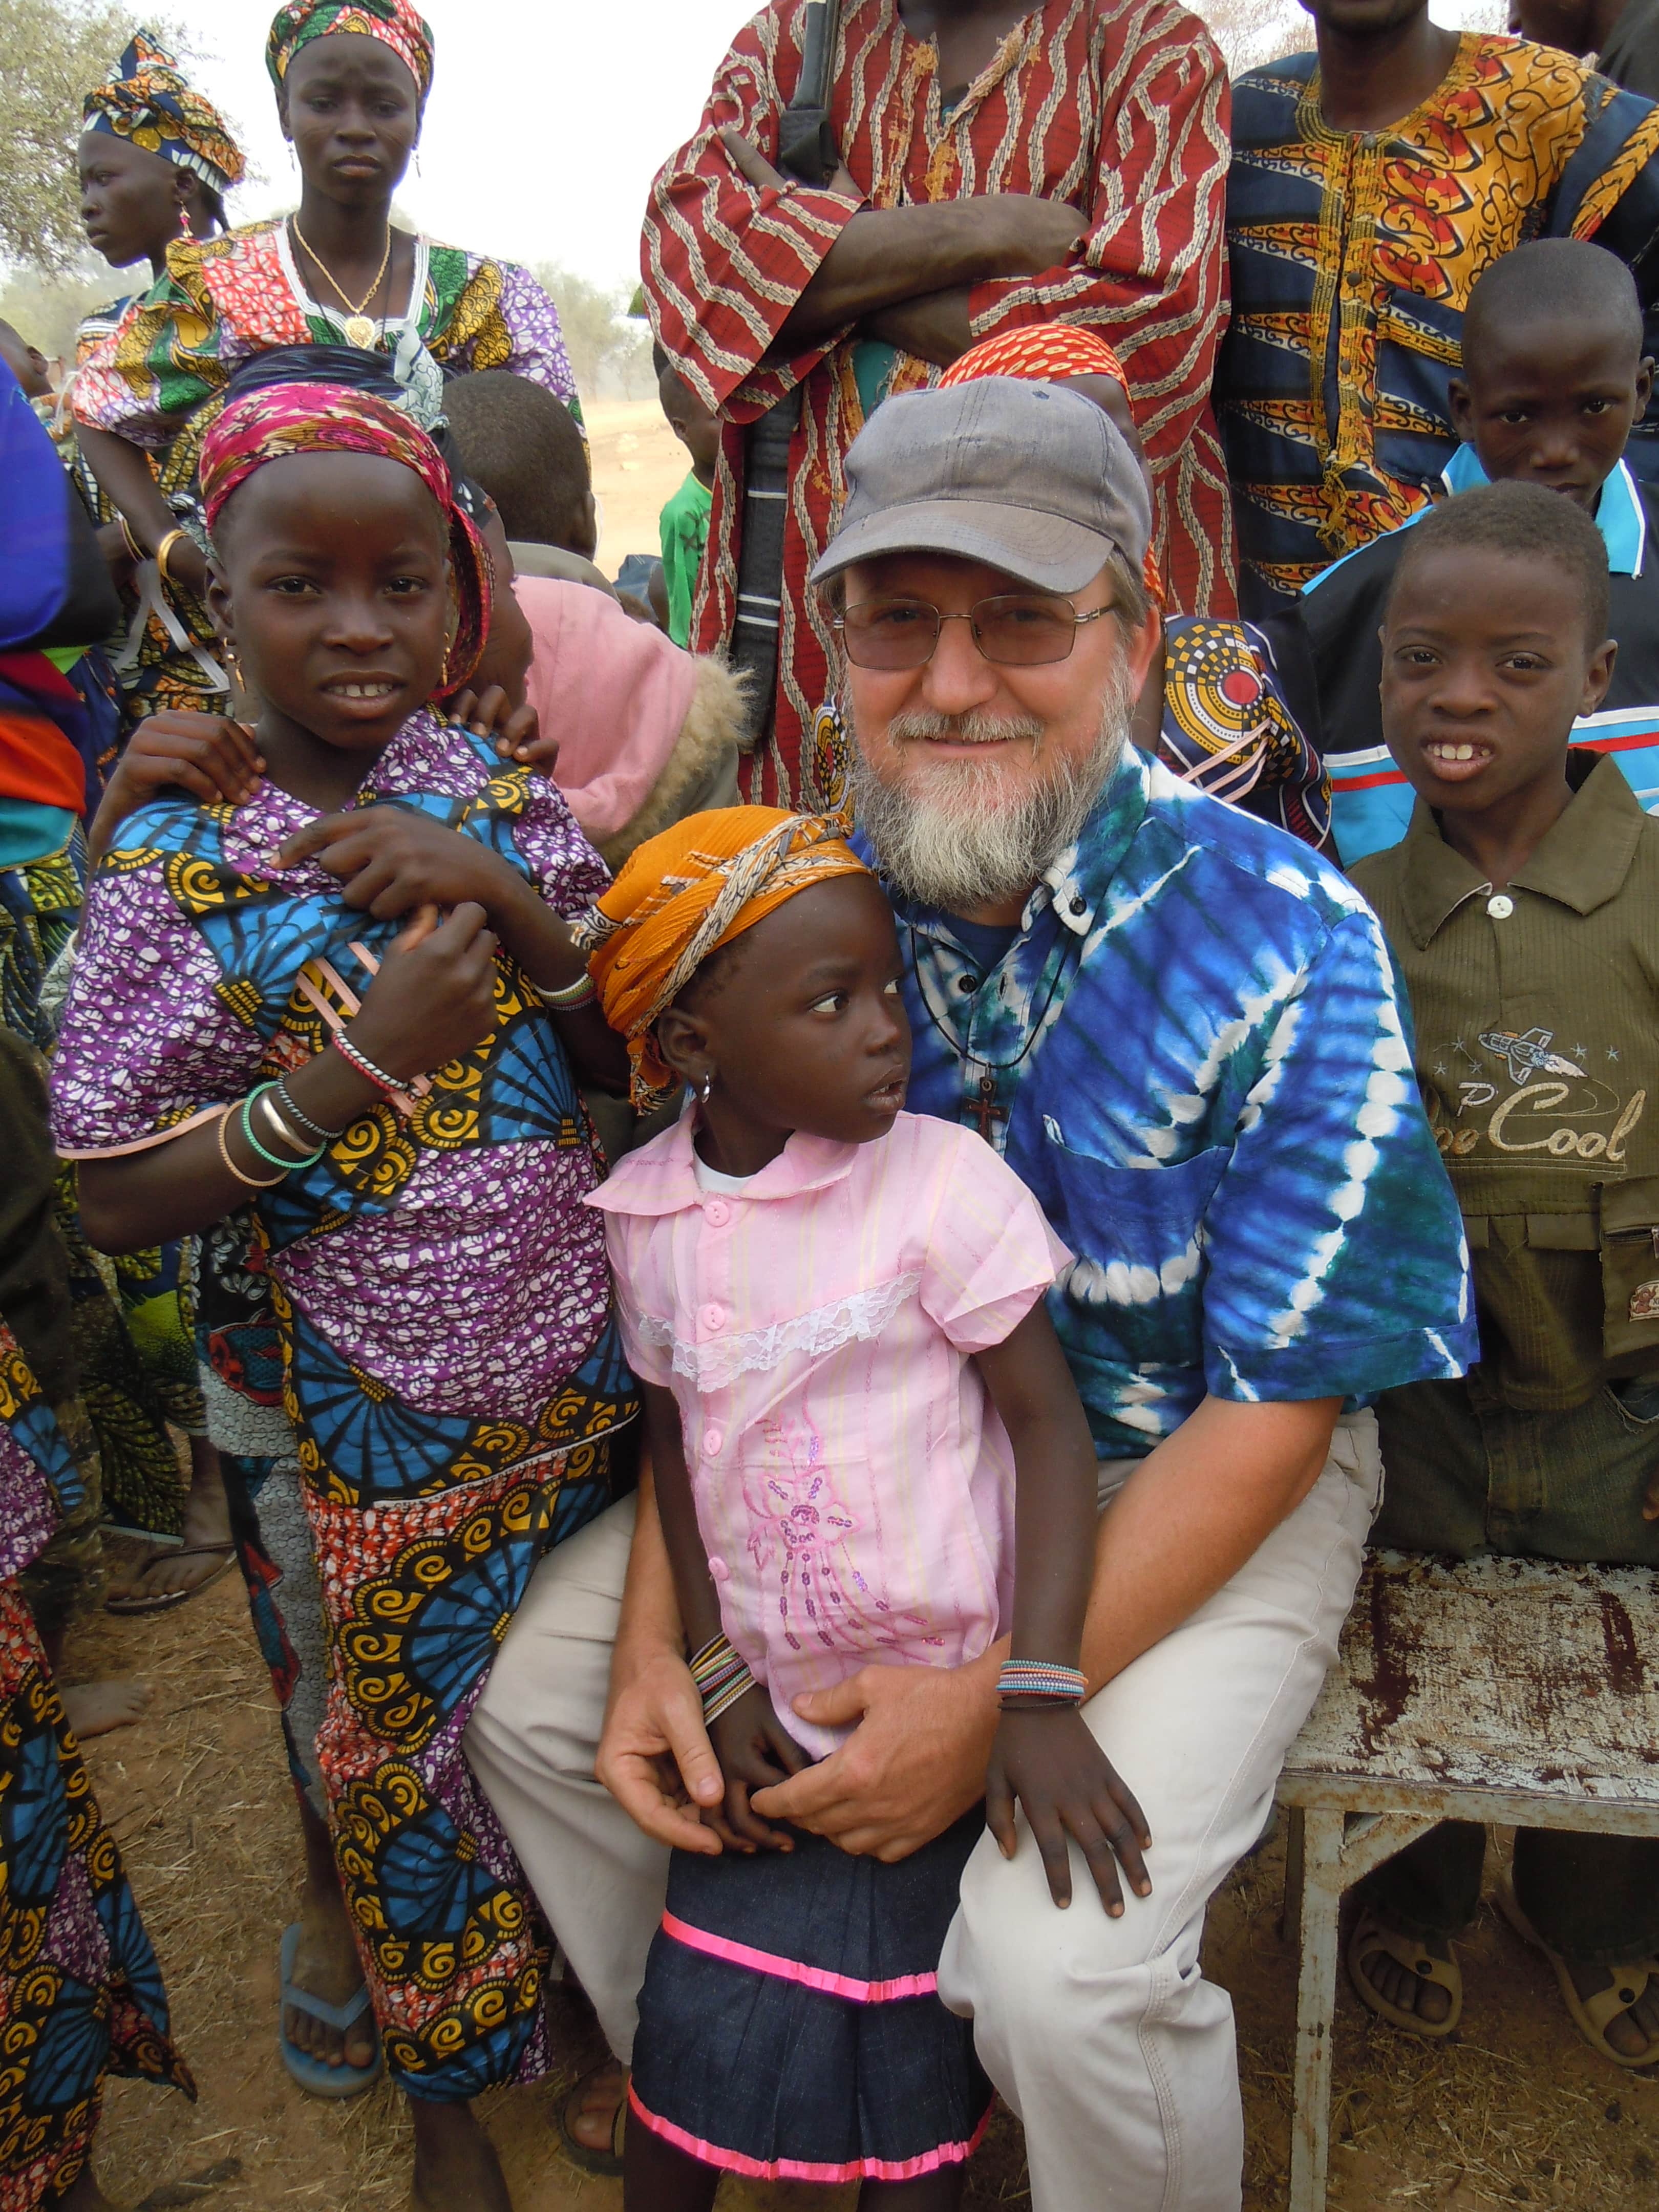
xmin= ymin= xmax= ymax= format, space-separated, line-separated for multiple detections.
xmin=637 ymin=1271 xmax=924 ymax=1391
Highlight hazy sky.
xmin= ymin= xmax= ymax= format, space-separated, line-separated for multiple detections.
xmin=152 ymin=0 xmax=1490 ymax=293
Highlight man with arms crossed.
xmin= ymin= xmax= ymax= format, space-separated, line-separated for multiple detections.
xmin=642 ymin=0 xmax=1235 ymax=808
xmin=465 ymin=379 xmax=1475 ymax=2209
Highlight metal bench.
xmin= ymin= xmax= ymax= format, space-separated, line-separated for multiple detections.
xmin=1275 ymin=1550 xmax=1659 ymax=2212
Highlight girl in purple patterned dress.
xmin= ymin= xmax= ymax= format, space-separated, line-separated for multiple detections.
xmin=49 ymin=379 xmax=634 ymax=2212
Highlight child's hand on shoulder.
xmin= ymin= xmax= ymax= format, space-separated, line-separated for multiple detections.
xmin=445 ymin=684 xmax=560 ymax=781
xmin=986 ymin=1706 xmax=1152 ymax=1915
xmin=703 ymin=1685 xmax=812 ymax=1855
xmin=90 ymin=714 xmax=264 ymax=862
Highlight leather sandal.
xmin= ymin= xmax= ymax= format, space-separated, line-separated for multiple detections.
xmin=557 ymin=2059 xmax=628 ymax=2176
xmin=1499 ymin=1877 xmax=1659 ymax=2071
xmin=1347 ymin=1906 xmax=1463 ymax=2037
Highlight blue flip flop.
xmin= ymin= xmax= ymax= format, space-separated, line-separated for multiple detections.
xmin=278 ymin=1922 xmax=382 ymax=2098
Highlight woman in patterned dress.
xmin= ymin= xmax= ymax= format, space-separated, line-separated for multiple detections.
xmin=51 ymin=378 xmax=635 ymax=2210
xmin=71 ymin=0 xmax=578 ymax=700
xmin=0 ymin=1319 xmax=193 ymax=2209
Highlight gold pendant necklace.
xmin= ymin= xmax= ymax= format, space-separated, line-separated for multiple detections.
xmin=290 ymin=216 xmax=393 ymax=349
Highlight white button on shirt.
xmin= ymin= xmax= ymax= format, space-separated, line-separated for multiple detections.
xmin=1487 ymin=893 xmax=1514 ymax=919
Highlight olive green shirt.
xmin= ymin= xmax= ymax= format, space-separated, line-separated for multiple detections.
xmin=1353 ymin=755 xmax=1659 ymax=1410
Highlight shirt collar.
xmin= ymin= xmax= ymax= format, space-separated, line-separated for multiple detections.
xmin=585 ymin=1109 xmax=860 ymax=1218
xmin=883 ymin=743 xmax=1153 ymax=948
xmin=1395 ymin=753 xmax=1646 ymax=946
xmin=1441 ymin=444 xmax=1645 ymax=577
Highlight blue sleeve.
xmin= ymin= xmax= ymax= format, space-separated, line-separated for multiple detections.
xmin=1198 ymin=900 xmax=1475 ymax=1401
xmin=0 ymin=363 xmax=120 ymax=652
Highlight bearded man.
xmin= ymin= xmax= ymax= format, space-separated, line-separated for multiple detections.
xmin=463 ymin=379 xmax=1475 ymax=2208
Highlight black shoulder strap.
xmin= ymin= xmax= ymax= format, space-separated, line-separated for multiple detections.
xmin=777 ymin=0 xmax=844 ymax=184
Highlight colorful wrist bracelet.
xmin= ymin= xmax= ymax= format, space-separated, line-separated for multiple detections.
xmin=241 ymin=1084 xmax=324 ymax=1171
xmin=274 ymin=1074 xmax=342 ymax=1145
xmin=333 ymin=1029 xmax=407 ymax=1099
xmin=543 ymin=971 xmax=597 ymax=1011
xmin=689 ymin=1632 xmax=757 ymax=1727
xmin=997 ymin=1661 xmax=1088 ymax=1709
xmin=215 ymin=1106 xmax=287 ymax=1189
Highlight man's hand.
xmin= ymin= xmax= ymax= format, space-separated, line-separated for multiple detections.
xmin=90 ymin=714 xmax=265 ymax=862
xmin=596 ymin=1645 xmax=726 ymax=1855
xmin=749 ymin=1649 xmax=1002 ymax=1859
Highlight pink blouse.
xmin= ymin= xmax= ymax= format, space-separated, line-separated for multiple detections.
xmin=589 ymin=1111 xmax=1069 ymax=1755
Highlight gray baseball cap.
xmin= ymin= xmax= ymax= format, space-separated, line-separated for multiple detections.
xmin=810 ymin=375 xmax=1151 ymax=594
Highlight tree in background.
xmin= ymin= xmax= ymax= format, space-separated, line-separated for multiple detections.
xmin=533 ymin=262 xmax=654 ymax=404
xmin=1198 ymin=0 xmax=1311 ymax=71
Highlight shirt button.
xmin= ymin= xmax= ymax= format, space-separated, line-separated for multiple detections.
xmin=703 ymin=1198 xmax=730 ymax=1226
xmin=959 ymin=973 xmax=979 ymax=993
xmin=700 ymin=1302 xmax=726 ymax=1331
xmin=1070 ymin=896 xmax=1087 ymax=916
xmin=707 ymin=1554 xmax=730 ymax=1581
xmin=705 ymin=1426 xmax=724 ymax=1456
xmin=1486 ymin=893 xmax=1515 ymax=919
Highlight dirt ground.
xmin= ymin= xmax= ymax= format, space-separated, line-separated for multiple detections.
xmin=584 ymin=398 xmax=691 ymax=580
xmin=69 ymin=1550 xmax=1659 ymax=2211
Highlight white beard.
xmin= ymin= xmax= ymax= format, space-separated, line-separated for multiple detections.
xmin=849 ymin=664 xmax=1135 ymax=914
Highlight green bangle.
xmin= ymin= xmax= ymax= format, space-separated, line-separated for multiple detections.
xmin=240 ymin=1084 xmax=324 ymax=1171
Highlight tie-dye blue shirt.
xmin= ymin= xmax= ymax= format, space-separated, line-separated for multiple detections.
xmin=881 ymin=748 xmax=1475 ymax=1457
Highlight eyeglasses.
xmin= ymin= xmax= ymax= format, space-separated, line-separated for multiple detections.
xmin=833 ymin=593 xmax=1115 ymax=671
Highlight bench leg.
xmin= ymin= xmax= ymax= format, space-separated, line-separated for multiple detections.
xmin=1288 ymin=1808 xmax=1345 ymax=2212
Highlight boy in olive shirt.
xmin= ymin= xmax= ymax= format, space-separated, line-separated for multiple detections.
xmin=1350 ymin=480 xmax=1659 ymax=2068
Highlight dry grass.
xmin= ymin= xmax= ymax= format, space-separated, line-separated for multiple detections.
xmin=64 ymin=1551 xmax=1659 ymax=2210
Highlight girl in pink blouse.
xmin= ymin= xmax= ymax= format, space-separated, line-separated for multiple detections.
xmin=578 ymin=806 xmax=1151 ymax=2210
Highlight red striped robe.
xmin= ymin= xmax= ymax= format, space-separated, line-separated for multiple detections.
xmin=643 ymin=0 xmax=1236 ymax=806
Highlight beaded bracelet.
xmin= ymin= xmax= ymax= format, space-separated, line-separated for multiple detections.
xmin=274 ymin=1074 xmax=342 ymax=1145
xmin=332 ymin=1029 xmax=407 ymax=1099
xmin=689 ymin=1632 xmax=758 ymax=1727
xmin=996 ymin=1660 xmax=1088 ymax=1710
xmin=543 ymin=972 xmax=597 ymax=1012
xmin=240 ymin=1084 xmax=325 ymax=1171
xmin=215 ymin=1106 xmax=287 ymax=1189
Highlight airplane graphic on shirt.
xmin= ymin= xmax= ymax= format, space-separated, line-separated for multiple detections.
xmin=1478 ymin=1028 xmax=1588 ymax=1087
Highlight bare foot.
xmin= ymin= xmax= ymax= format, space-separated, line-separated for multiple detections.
xmin=107 ymin=1437 xmax=233 ymax=1608
xmin=566 ymin=2059 xmax=628 ymax=2156
xmin=1563 ymin=1956 xmax=1659 ymax=2060
xmin=60 ymin=1677 xmax=152 ymax=1740
xmin=1357 ymin=1924 xmax=1455 ymax=2027
xmin=410 ymin=2100 xmax=512 ymax=2211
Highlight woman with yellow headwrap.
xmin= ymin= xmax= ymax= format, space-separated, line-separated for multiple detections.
xmin=579 ymin=806 xmax=1148 ymax=2204
xmin=71 ymin=0 xmax=578 ymax=718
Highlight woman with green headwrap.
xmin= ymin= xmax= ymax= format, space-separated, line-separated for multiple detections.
xmin=72 ymin=0 xmax=578 ymax=639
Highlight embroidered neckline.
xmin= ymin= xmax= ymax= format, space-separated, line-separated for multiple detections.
xmin=637 ymin=1272 xmax=923 ymax=1392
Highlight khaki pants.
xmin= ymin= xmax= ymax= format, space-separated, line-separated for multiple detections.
xmin=466 ymin=1420 xmax=1381 ymax=2211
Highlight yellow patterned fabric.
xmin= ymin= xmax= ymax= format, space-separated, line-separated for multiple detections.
xmin=1223 ymin=34 xmax=1659 ymax=594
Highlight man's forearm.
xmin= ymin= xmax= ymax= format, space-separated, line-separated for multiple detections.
xmin=1080 ymin=1395 xmax=1343 ymax=1691
xmin=856 ymin=289 xmax=973 ymax=367
xmin=607 ymin=1461 xmax=684 ymax=1709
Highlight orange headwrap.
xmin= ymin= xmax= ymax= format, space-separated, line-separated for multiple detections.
xmin=939 ymin=328 xmax=1162 ymax=603
xmin=575 ymin=807 xmax=872 ymax=1106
